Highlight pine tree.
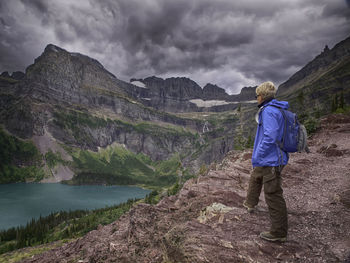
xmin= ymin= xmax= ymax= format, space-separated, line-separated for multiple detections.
xmin=332 ymin=94 xmax=338 ymax=112
xmin=335 ymin=94 xmax=338 ymax=110
xmin=339 ymin=91 xmax=345 ymax=109
xmin=297 ymin=90 xmax=304 ymax=106
xmin=245 ymin=135 xmax=254 ymax=148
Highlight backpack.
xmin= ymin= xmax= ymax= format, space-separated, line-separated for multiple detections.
xmin=266 ymin=105 xmax=310 ymax=153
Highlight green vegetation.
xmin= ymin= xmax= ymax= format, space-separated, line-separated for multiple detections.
xmin=1 ymin=107 xmax=196 ymax=187
xmin=303 ymin=117 xmax=320 ymax=134
xmin=53 ymin=108 xmax=197 ymax=149
xmin=53 ymin=109 xmax=109 ymax=130
xmin=167 ymin=181 xmax=181 ymax=196
xmin=144 ymin=160 xmax=194 ymax=204
xmin=50 ymin=108 xmax=198 ymax=188
xmin=0 ymin=76 xmax=19 ymax=84
xmin=331 ymin=91 xmax=349 ymax=113
xmin=144 ymin=190 xmax=160 ymax=204
xmin=0 ymin=199 xmax=137 ymax=255
xmin=63 ymin=144 xmax=192 ymax=189
xmin=0 ymin=239 xmax=71 ymax=263
xmin=67 ymin=146 xmax=156 ymax=186
xmin=44 ymin=150 xmax=69 ymax=168
xmin=297 ymin=90 xmax=304 ymax=106
xmin=279 ymin=56 xmax=350 ymax=121
xmin=0 ymin=128 xmax=44 ymax=183
xmin=154 ymin=154 xmax=183 ymax=184
xmin=234 ymin=133 xmax=254 ymax=150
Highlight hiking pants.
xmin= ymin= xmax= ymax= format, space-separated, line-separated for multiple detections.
xmin=245 ymin=166 xmax=288 ymax=237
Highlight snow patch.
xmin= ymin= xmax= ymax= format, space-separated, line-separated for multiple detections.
xmin=131 ymin=80 xmax=147 ymax=88
xmin=189 ymin=99 xmax=237 ymax=108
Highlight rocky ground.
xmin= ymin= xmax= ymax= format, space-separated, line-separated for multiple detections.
xmin=22 ymin=113 xmax=350 ymax=263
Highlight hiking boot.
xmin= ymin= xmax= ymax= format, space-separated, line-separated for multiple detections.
xmin=243 ymin=201 xmax=255 ymax=213
xmin=259 ymin=231 xmax=287 ymax=242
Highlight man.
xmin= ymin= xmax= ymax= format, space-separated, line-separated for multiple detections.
xmin=243 ymin=81 xmax=288 ymax=242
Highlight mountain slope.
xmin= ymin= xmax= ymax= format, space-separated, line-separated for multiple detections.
xmin=277 ymin=36 xmax=350 ymax=116
xmin=19 ymin=112 xmax=350 ymax=263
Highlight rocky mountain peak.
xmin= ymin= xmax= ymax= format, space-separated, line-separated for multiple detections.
xmin=11 ymin=71 xmax=25 ymax=80
xmin=225 ymin=85 xmax=257 ymax=102
xmin=0 ymin=71 xmax=25 ymax=81
xmin=203 ymin=83 xmax=226 ymax=93
xmin=202 ymin=83 xmax=228 ymax=100
xmin=24 ymin=44 xmax=109 ymax=79
xmin=143 ymin=75 xmax=164 ymax=83
xmin=0 ymin=71 xmax=11 ymax=78
xmin=44 ymin=43 xmax=65 ymax=53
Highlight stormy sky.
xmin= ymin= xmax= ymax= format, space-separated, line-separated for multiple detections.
xmin=0 ymin=0 xmax=349 ymax=94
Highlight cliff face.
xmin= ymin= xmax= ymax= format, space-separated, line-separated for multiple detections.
xmin=130 ymin=76 xmax=202 ymax=112
xmin=129 ymin=77 xmax=244 ymax=112
xmin=22 ymin=112 xmax=350 ymax=263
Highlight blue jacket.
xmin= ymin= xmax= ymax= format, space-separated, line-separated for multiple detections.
xmin=252 ymin=99 xmax=289 ymax=167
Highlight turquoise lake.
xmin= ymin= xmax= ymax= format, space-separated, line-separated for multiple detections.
xmin=0 ymin=183 xmax=150 ymax=231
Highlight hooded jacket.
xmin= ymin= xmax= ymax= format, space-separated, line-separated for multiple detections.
xmin=252 ymin=99 xmax=289 ymax=167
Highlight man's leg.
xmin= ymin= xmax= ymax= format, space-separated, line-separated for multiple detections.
xmin=245 ymin=167 xmax=264 ymax=208
xmin=262 ymin=167 xmax=288 ymax=238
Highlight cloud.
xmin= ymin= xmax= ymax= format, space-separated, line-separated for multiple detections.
xmin=0 ymin=0 xmax=349 ymax=92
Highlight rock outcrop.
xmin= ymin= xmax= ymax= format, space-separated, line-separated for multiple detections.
xmin=11 ymin=71 xmax=25 ymax=80
xmin=22 ymin=112 xmax=350 ymax=263
xmin=202 ymin=83 xmax=228 ymax=100
xmin=0 ymin=71 xmax=11 ymax=78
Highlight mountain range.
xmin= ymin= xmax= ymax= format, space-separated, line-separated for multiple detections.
xmin=0 ymin=35 xmax=349 ymax=187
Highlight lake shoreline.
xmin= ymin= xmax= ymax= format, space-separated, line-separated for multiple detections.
xmin=0 ymin=183 xmax=150 ymax=231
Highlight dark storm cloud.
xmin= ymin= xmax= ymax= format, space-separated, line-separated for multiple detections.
xmin=106 ymin=0 xmax=258 ymax=80
xmin=0 ymin=0 xmax=349 ymax=93
xmin=20 ymin=0 xmax=49 ymax=13
xmin=322 ymin=1 xmax=350 ymax=19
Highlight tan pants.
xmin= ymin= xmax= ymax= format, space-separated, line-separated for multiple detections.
xmin=246 ymin=166 xmax=288 ymax=237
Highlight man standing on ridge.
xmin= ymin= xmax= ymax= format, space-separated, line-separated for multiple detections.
xmin=243 ymin=81 xmax=288 ymax=242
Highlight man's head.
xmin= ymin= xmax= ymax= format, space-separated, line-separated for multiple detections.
xmin=255 ymin=81 xmax=276 ymax=104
